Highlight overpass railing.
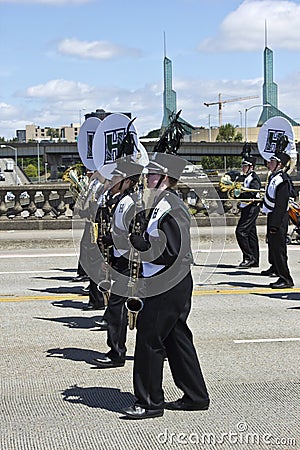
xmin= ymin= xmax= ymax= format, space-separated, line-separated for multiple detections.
xmin=0 ymin=183 xmax=74 ymax=222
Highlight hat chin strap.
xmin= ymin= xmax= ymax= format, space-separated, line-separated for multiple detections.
xmin=246 ymin=165 xmax=252 ymax=175
xmin=154 ymin=174 xmax=166 ymax=190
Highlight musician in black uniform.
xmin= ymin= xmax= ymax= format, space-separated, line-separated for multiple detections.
xmin=92 ymin=157 xmax=144 ymax=368
xmin=262 ymin=152 xmax=294 ymax=289
xmin=235 ymin=156 xmax=261 ymax=268
xmin=76 ymin=170 xmax=106 ymax=309
xmin=122 ymin=152 xmax=210 ymax=420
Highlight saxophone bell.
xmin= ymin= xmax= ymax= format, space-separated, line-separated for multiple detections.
xmin=97 ymin=279 xmax=112 ymax=293
xmin=125 ymin=297 xmax=144 ymax=330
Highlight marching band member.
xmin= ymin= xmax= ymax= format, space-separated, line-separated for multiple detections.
xmin=235 ymin=156 xmax=261 ymax=268
xmin=92 ymin=157 xmax=144 ymax=368
xmin=76 ymin=169 xmax=107 ymax=309
xmin=122 ymin=153 xmax=210 ymax=420
xmin=262 ymin=152 xmax=294 ymax=289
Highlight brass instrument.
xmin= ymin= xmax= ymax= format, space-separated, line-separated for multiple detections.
xmin=219 ymin=174 xmax=264 ymax=201
xmin=126 ymin=173 xmax=145 ymax=330
xmin=62 ymin=165 xmax=89 ymax=201
xmin=126 ymin=297 xmax=144 ymax=330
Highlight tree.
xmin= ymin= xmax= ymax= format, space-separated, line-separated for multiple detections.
xmin=143 ymin=129 xmax=160 ymax=138
xmin=216 ymin=123 xmax=242 ymax=142
xmin=201 ymin=156 xmax=224 ymax=170
xmin=46 ymin=128 xmax=60 ymax=139
xmin=24 ymin=163 xmax=38 ymax=178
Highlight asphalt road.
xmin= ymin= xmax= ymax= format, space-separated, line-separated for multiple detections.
xmin=0 ymin=229 xmax=299 ymax=450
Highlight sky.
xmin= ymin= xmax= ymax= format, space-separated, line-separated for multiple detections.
xmin=1 ymin=0 xmax=300 ymax=140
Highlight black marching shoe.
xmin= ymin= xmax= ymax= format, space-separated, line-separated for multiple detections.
xmin=269 ymin=278 xmax=294 ymax=289
xmin=92 ymin=355 xmax=125 ymax=368
xmin=164 ymin=398 xmax=209 ymax=411
xmin=121 ymin=405 xmax=164 ymax=420
xmin=80 ymin=286 xmax=90 ymax=296
xmin=261 ymin=267 xmax=277 ymax=277
xmin=94 ymin=318 xmax=108 ymax=330
xmin=70 ymin=275 xmax=89 ymax=282
xmin=82 ymin=303 xmax=104 ymax=311
xmin=238 ymin=259 xmax=256 ymax=268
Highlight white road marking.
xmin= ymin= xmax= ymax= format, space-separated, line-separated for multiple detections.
xmin=234 ymin=338 xmax=300 ymax=344
xmin=0 ymin=253 xmax=76 ymax=259
xmin=0 ymin=269 xmax=74 ymax=275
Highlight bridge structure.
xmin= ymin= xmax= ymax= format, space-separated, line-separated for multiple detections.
xmin=1 ymin=140 xmax=299 ymax=180
xmin=0 ymin=141 xmax=269 ymax=178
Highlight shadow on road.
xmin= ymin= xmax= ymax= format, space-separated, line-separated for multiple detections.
xmin=34 ymin=315 xmax=104 ymax=329
xmin=32 ymin=275 xmax=76 ymax=282
xmin=253 ymin=292 xmax=300 ymax=302
xmin=30 ymin=287 xmax=87 ymax=295
xmin=62 ymin=384 xmax=135 ymax=412
xmin=46 ymin=347 xmax=134 ymax=364
xmin=51 ymin=299 xmax=87 ymax=309
xmin=46 ymin=347 xmax=103 ymax=363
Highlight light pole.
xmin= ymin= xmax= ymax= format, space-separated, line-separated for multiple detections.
xmin=37 ymin=140 xmax=41 ymax=183
xmin=0 ymin=144 xmax=18 ymax=185
xmin=245 ymin=104 xmax=270 ymax=142
xmin=238 ymin=110 xmax=243 ymax=137
xmin=44 ymin=162 xmax=48 ymax=182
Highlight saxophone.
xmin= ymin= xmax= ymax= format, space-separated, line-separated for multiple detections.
xmin=96 ymin=191 xmax=112 ymax=306
xmin=126 ymin=174 xmax=145 ymax=330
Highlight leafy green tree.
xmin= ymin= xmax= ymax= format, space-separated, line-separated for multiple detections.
xmin=216 ymin=123 xmax=242 ymax=142
xmin=46 ymin=128 xmax=60 ymax=139
xmin=226 ymin=156 xmax=243 ymax=168
xmin=144 ymin=129 xmax=160 ymax=138
xmin=201 ymin=156 xmax=224 ymax=170
xmin=234 ymin=131 xmax=243 ymax=142
xmin=24 ymin=163 xmax=38 ymax=178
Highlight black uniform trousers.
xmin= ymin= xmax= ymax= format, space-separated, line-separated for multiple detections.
xmin=133 ymin=271 xmax=209 ymax=410
xmin=267 ymin=212 xmax=293 ymax=284
xmin=103 ymin=256 xmax=130 ymax=363
xmin=235 ymin=203 xmax=260 ymax=264
xmin=88 ymin=280 xmax=105 ymax=309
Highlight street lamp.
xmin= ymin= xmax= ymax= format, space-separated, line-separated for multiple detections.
xmin=0 ymin=144 xmax=18 ymax=185
xmin=44 ymin=162 xmax=48 ymax=182
xmin=79 ymin=108 xmax=86 ymax=125
xmin=238 ymin=110 xmax=243 ymax=129
xmin=37 ymin=140 xmax=41 ymax=183
xmin=244 ymin=104 xmax=271 ymax=142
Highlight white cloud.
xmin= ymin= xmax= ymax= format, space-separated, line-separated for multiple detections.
xmin=22 ymin=79 xmax=94 ymax=99
xmin=57 ymin=38 xmax=142 ymax=60
xmin=2 ymin=71 xmax=300 ymax=140
xmin=198 ymin=0 xmax=300 ymax=52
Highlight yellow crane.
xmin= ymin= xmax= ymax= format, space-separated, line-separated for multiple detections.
xmin=204 ymin=93 xmax=259 ymax=127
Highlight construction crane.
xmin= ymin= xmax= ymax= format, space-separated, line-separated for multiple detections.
xmin=204 ymin=93 xmax=259 ymax=127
